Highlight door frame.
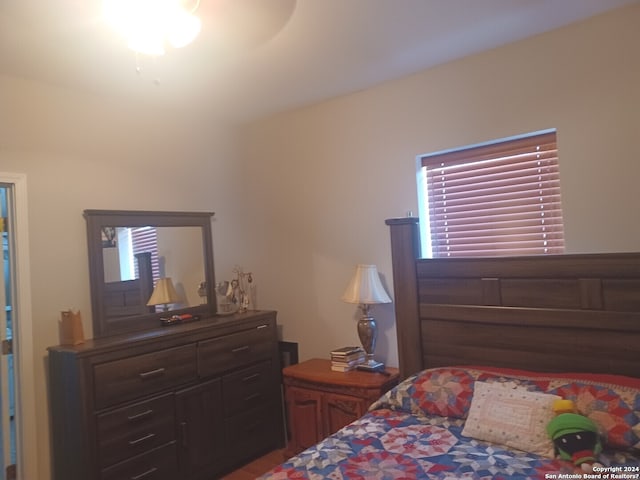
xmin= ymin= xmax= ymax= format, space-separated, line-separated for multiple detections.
xmin=0 ymin=173 xmax=36 ymax=480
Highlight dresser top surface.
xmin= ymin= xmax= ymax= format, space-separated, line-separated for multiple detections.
xmin=48 ymin=310 xmax=276 ymax=357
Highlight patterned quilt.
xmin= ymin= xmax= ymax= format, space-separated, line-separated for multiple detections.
xmin=259 ymin=367 xmax=640 ymax=480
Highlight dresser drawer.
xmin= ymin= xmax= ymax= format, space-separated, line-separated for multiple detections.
xmin=224 ymin=406 xmax=278 ymax=466
xmin=198 ymin=324 xmax=273 ymax=377
xmin=97 ymin=393 xmax=175 ymax=468
xmin=100 ymin=443 xmax=177 ymax=480
xmin=222 ymin=361 xmax=272 ymax=416
xmin=94 ymin=344 xmax=197 ymax=410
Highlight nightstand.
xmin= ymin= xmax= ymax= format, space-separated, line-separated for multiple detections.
xmin=282 ymin=358 xmax=399 ymax=458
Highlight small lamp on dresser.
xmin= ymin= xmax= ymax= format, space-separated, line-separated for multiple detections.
xmin=341 ymin=264 xmax=392 ymax=372
xmin=147 ymin=277 xmax=180 ymax=312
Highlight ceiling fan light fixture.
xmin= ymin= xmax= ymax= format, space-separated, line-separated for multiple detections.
xmin=127 ymin=33 xmax=166 ymax=57
xmin=103 ymin=0 xmax=201 ymax=56
xmin=167 ymin=11 xmax=201 ymax=49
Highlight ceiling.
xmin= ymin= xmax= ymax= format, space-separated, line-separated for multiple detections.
xmin=0 ymin=0 xmax=637 ymax=124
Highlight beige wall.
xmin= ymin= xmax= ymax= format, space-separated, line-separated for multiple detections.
xmin=237 ymin=5 xmax=640 ymax=371
xmin=0 ymin=76 xmax=246 ymax=479
xmin=1 ymin=4 xmax=639 ymax=479
xmin=157 ymin=226 xmax=206 ymax=307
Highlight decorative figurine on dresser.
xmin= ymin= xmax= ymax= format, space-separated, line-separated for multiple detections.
xmin=48 ymin=210 xmax=284 ymax=480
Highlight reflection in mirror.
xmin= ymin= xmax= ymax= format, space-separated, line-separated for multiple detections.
xmin=85 ymin=210 xmax=216 ymax=338
xmin=101 ymin=226 xmax=206 ymax=313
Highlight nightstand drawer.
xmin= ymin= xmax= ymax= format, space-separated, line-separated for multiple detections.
xmin=222 ymin=361 xmax=272 ymax=415
xmin=94 ymin=344 xmax=197 ymax=409
xmin=100 ymin=443 xmax=177 ymax=480
xmin=198 ymin=325 xmax=272 ymax=377
xmin=97 ymin=393 xmax=175 ymax=468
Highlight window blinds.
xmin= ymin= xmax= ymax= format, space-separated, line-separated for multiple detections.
xmin=422 ymin=132 xmax=565 ymax=257
xmin=130 ymin=226 xmax=161 ymax=281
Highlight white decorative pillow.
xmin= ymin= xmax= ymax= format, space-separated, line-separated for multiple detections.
xmin=461 ymin=381 xmax=560 ymax=457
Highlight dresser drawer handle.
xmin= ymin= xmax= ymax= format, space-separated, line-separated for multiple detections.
xmin=127 ymin=409 xmax=153 ymax=421
xmin=244 ymin=420 xmax=263 ymax=432
xmin=231 ymin=346 xmax=249 ymax=354
xmin=242 ymin=373 xmax=261 ymax=383
xmin=180 ymin=421 xmax=188 ymax=448
xmin=244 ymin=393 xmax=262 ymax=403
xmin=128 ymin=432 xmax=156 ymax=445
xmin=130 ymin=466 xmax=158 ymax=480
xmin=257 ymin=324 xmax=268 ymax=329
xmin=138 ymin=368 xmax=166 ymax=380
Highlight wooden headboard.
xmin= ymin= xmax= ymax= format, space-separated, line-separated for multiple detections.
xmin=386 ymin=217 xmax=640 ymax=380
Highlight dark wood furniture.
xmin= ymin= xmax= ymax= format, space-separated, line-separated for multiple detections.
xmin=282 ymin=358 xmax=399 ymax=458
xmin=48 ymin=311 xmax=284 ymax=480
xmin=84 ymin=210 xmax=217 ymax=338
xmin=102 ymin=252 xmax=154 ymax=320
xmin=386 ymin=217 xmax=640 ymax=380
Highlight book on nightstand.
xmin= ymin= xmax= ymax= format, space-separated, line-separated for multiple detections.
xmin=330 ymin=346 xmax=363 ymax=356
xmin=330 ymin=346 xmax=365 ymax=371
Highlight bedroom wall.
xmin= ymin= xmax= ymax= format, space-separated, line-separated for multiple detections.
xmin=0 ymin=75 xmax=246 ymax=480
xmin=2 ymin=4 xmax=639 ymax=479
xmin=236 ymin=5 xmax=640 ymax=370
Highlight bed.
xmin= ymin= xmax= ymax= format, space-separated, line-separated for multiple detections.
xmin=260 ymin=217 xmax=640 ymax=479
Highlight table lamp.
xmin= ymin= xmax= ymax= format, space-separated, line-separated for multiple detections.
xmin=341 ymin=264 xmax=392 ymax=372
xmin=147 ymin=277 xmax=180 ymax=312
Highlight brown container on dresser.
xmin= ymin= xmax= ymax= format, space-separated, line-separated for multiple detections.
xmin=48 ymin=311 xmax=284 ymax=480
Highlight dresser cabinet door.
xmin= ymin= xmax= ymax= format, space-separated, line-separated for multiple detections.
xmin=323 ymin=392 xmax=366 ymax=436
xmin=175 ymin=379 xmax=224 ymax=479
xmin=286 ymin=387 xmax=324 ymax=453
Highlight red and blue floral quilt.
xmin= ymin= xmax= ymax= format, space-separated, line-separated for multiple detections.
xmin=259 ymin=367 xmax=640 ymax=480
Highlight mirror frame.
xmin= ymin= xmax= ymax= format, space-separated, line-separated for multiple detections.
xmin=84 ymin=209 xmax=216 ymax=338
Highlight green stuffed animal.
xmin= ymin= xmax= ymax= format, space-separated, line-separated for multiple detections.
xmin=546 ymin=412 xmax=603 ymax=471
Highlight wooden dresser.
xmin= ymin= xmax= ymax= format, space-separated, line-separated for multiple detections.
xmin=48 ymin=310 xmax=283 ymax=480
xmin=283 ymin=358 xmax=399 ymax=457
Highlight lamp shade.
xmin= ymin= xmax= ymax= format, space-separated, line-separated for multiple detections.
xmin=341 ymin=264 xmax=392 ymax=305
xmin=147 ymin=277 xmax=180 ymax=306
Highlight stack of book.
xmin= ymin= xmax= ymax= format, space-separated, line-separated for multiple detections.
xmin=330 ymin=346 xmax=365 ymax=372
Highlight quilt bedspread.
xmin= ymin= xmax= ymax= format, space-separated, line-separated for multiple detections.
xmin=259 ymin=408 xmax=640 ymax=479
xmin=260 ymin=366 xmax=640 ymax=480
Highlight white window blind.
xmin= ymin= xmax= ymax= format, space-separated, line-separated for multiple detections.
xmin=421 ymin=131 xmax=565 ymax=257
xmin=130 ymin=226 xmax=160 ymax=281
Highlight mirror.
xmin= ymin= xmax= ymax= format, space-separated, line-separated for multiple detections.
xmin=85 ymin=210 xmax=216 ymax=338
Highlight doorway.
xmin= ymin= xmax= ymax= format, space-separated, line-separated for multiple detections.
xmin=1 ymin=184 xmax=17 ymax=479
xmin=0 ymin=173 xmax=37 ymax=480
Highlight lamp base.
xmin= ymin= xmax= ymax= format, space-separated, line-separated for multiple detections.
xmin=356 ymin=359 xmax=385 ymax=372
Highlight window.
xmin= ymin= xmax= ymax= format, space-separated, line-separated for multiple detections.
xmin=115 ymin=226 xmax=160 ymax=282
xmin=130 ymin=226 xmax=160 ymax=281
xmin=418 ymin=131 xmax=565 ymax=257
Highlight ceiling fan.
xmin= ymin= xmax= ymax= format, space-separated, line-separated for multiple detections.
xmin=102 ymin=0 xmax=297 ymax=56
